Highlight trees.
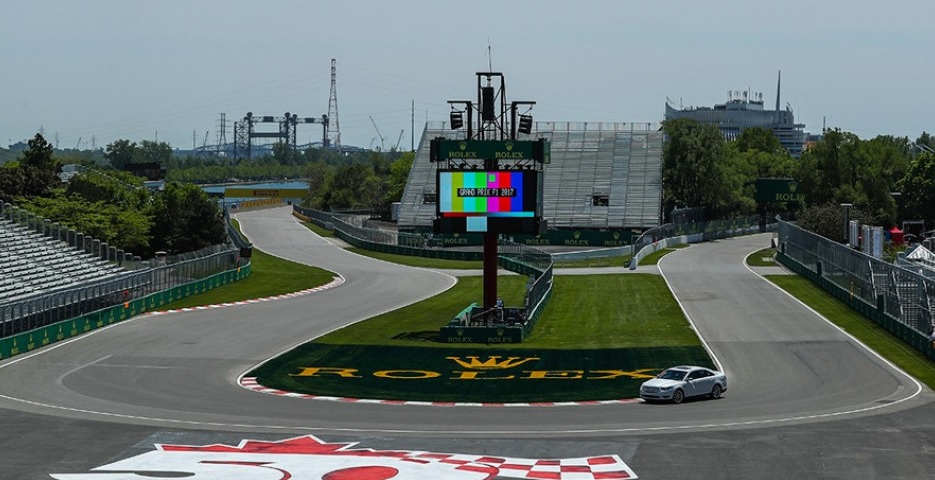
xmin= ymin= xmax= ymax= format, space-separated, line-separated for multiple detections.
xmin=662 ymin=118 xmax=727 ymax=215
xmin=138 ymin=140 xmax=173 ymax=165
xmin=899 ymin=152 xmax=935 ymax=226
xmin=20 ymin=195 xmax=152 ymax=254
xmin=0 ymin=133 xmax=61 ymax=202
xmin=150 ymin=182 xmax=226 ymax=254
xmin=385 ymin=151 xmax=414 ymax=205
xmin=104 ymin=139 xmax=137 ymax=170
xmin=795 ymin=130 xmax=907 ymax=228
xmin=795 ymin=202 xmax=871 ymax=242
xmin=104 ymin=139 xmax=171 ymax=171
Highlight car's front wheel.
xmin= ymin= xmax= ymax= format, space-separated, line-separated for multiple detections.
xmin=710 ymin=384 xmax=722 ymax=399
xmin=672 ymin=389 xmax=685 ymax=404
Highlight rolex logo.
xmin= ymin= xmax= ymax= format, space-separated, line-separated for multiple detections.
xmin=446 ymin=356 xmax=540 ymax=370
xmin=574 ymin=231 xmax=581 ymax=239
xmin=459 ymin=141 xmax=467 ymax=150
xmin=505 ymin=141 xmax=514 ymax=151
xmin=788 ymin=181 xmax=797 ymax=192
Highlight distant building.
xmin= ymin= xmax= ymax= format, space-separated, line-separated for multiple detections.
xmin=664 ymin=73 xmax=807 ymax=157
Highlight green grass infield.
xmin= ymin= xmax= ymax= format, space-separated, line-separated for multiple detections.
xmin=248 ymin=343 xmax=713 ymax=403
xmin=248 ymin=273 xmax=712 ymax=402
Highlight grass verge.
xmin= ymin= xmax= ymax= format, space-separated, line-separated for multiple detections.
xmin=746 ymin=248 xmax=777 ymax=267
xmin=316 ymin=273 xmax=697 ymax=349
xmin=301 ymin=221 xmax=335 ymax=237
xmin=161 ymin=248 xmax=336 ymax=310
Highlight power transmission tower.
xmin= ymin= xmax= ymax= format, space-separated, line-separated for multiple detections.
xmin=327 ymin=58 xmax=341 ymax=147
xmin=217 ymin=113 xmax=227 ymax=157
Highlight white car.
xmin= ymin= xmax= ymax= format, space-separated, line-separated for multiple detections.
xmin=639 ymin=365 xmax=727 ymax=404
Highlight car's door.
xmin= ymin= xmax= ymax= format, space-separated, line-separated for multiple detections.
xmin=685 ymin=369 xmax=711 ymax=397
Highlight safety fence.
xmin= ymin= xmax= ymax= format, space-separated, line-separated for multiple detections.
xmin=0 ymin=263 xmax=251 ymax=360
xmin=630 ymin=215 xmax=774 ymax=269
xmin=776 ymin=219 xmax=935 ymax=358
xmin=1 ymin=207 xmax=252 ymax=357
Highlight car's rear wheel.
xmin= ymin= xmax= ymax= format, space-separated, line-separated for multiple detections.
xmin=710 ymin=384 xmax=722 ymax=399
xmin=672 ymin=389 xmax=685 ymax=404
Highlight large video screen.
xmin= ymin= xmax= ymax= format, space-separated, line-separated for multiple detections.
xmin=436 ymin=169 xmax=541 ymax=233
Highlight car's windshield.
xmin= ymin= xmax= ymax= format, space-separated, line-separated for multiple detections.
xmin=658 ymin=369 xmax=687 ymax=381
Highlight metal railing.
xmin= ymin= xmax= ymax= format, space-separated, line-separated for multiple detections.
xmin=1 ymin=209 xmax=249 ymax=339
xmin=0 ymin=249 xmax=243 ymax=337
xmin=778 ymin=219 xmax=935 ymax=336
xmin=630 ymin=215 xmax=774 ymax=268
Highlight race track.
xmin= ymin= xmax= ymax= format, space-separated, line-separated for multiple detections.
xmin=2 ymin=205 xmax=934 ymax=479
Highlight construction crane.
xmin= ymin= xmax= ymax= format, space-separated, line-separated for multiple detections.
xmin=369 ymin=115 xmax=386 ymax=151
xmin=394 ymin=129 xmax=404 ymax=151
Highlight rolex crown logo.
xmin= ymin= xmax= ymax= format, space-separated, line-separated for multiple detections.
xmin=574 ymin=231 xmax=581 ymax=239
xmin=788 ymin=181 xmax=798 ymax=192
xmin=459 ymin=141 xmax=467 ymax=150
xmin=505 ymin=141 xmax=514 ymax=151
xmin=446 ymin=356 xmax=540 ymax=370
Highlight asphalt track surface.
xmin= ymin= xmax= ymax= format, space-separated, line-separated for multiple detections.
xmin=3 ymin=205 xmax=935 ymax=478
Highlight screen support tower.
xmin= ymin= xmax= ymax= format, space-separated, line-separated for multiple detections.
xmin=439 ymin=71 xmax=540 ymax=313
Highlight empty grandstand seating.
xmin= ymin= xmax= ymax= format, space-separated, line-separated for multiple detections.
xmin=397 ymin=121 xmax=663 ymax=231
xmin=0 ymin=218 xmax=130 ymax=305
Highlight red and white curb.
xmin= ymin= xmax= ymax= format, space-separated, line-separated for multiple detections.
xmin=149 ymin=277 xmax=345 ymax=315
xmin=239 ymin=376 xmax=641 ymax=408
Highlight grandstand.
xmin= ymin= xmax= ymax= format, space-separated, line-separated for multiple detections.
xmin=0 ymin=216 xmax=130 ymax=305
xmin=397 ymin=121 xmax=663 ymax=234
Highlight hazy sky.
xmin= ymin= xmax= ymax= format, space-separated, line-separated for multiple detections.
xmin=3 ymin=0 xmax=933 ymax=152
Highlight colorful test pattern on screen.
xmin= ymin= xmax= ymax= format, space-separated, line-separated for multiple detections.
xmin=438 ymin=170 xmax=536 ymax=217
xmin=435 ymin=170 xmax=541 ymax=233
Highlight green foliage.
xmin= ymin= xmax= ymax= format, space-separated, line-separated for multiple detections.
xmin=19 ymin=196 xmax=152 ymax=253
xmin=104 ymin=139 xmax=137 ymax=170
xmin=138 ymin=140 xmax=173 ymax=165
xmin=662 ymin=118 xmax=727 ymax=212
xmin=736 ymin=127 xmax=784 ymax=154
xmin=66 ymin=169 xmax=149 ymax=210
xmin=796 ymin=129 xmax=907 ymax=228
xmin=385 ymin=151 xmax=414 ymax=203
xmin=899 ymin=152 xmax=935 ymax=225
xmin=0 ymin=163 xmax=25 ymax=204
xmin=796 ymin=202 xmax=872 ymax=242
xmin=0 ymin=134 xmax=61 ymax=202
xmin=303 ymin=161 xmax=334 ymax=209
xmin=21 ymin=133 xmax=57 ymax=171
xmin=104 ymin=139 xmax=171 ymax=171
xmin=150 ymin=182 xmax=227 ymax=254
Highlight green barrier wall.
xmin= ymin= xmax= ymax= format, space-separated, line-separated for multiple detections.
xmin=0 ymin=264 xmax=251 ymax=361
